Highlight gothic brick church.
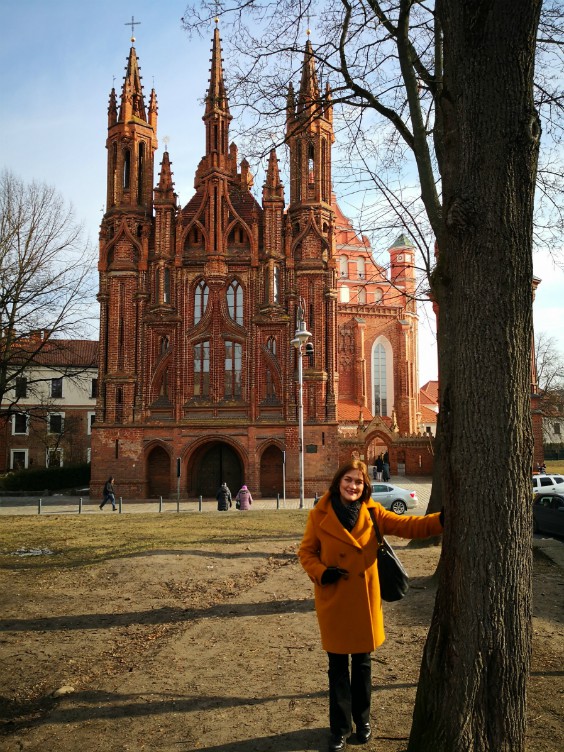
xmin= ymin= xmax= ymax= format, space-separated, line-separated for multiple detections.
xmin=90 ymin=28 xmax=421 ymax=499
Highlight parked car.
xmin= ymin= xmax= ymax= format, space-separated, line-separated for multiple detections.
xmin=371 ymin=483 xmax=418 ymax=514
xmin=533 ymin=493 xmax=564 ymax=537
xmin=531 ymin=474 xmax=564 ymax=495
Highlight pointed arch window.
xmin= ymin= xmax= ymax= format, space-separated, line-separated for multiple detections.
xmin=123 ymin=148 xmax=131 ymax=190
xmin=225 ymin=341 xmax=242 ymax=398
xmin=373 ymin=343 xmax=388 ymax=417
xmin=194 ymin=341 xmax=210 ymax=397
xmin=163 ymin=267 xmax=171 ymax=303
xmin=357 ymin=287 xmax=366 ymax=304
xmin=267 ymin=336 xmax=277 ymax=356
xmin=266 ymin=369 xmax=277 ymax=401
xmin=308 ymin=142 xmax=315 ymax=185
xmin=194 ymin=281 xmax=209 ymax=324
xmin=227 ymin=281 xmax=243 ymax=324
xmin=137 ymin=142 xmax=145 ymax=204
xmin=273 ymin=265 xmax=280 ymax=304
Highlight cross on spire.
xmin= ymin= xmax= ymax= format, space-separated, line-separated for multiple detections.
xmin=125 ymin=15 xmax=141 ymax=40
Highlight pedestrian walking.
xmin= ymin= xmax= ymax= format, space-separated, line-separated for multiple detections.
xmin=216 ymin=482 xmax=232 ymax=511
xmin=235 ymin=484 xmax=253 ymax=510
xmin=375 ymin=455 xmax=383 ymax=480
xmin=298 ymin=459 xmax=443 ymax=752
xmin=100 ymin=476 xmax=116 ymax=511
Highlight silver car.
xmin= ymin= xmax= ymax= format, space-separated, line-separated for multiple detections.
xmin=371 ymin=483 xmax=418 ymax=515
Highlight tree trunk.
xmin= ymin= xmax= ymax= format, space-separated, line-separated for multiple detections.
xmin=409 ymin=2 xmax=541 ymax=751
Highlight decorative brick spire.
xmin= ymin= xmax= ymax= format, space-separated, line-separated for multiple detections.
xmin=154 ymin=150 xmax=176 ymax=207
xmin=296 ymin=40 xmax=320 ymax=119
xmin=203 ymin=25 xmax=232 ymax=166
xmin=205 ymin=26 xmax=230 ymax=118
xmin=108 ymin=88 xmax=118 ymax=127
xmin=119 ymin=45 xmax=147 ymax=122
xmin=262 ymin=149 xmax=284 ymax=201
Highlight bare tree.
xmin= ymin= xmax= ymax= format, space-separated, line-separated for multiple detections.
xmin=0 ymin=171 xmax=97 ymax=416
xmin=535 ymin=331 xmax=564 ymax=393
xmin=181 ymin=2 xmax=547 ymax=750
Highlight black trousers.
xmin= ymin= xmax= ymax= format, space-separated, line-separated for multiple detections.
xmin=327 ymin=652 xmax=372 ymax=736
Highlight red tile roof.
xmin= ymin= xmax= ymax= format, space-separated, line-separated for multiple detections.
xmin=337 ymin=400 xmax=374 ymax=423
xmin=13 ymin=339 xmax=98 ymax=368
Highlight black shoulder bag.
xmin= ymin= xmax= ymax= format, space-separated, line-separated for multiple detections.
xmin=368 ymin=507 xmax=409 ymax=601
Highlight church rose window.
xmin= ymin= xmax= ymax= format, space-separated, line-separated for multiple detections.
xmin=194 ymin=341 xmax=210 ymax=397
xmin=227 ymin=281 xmax=243 ymax=324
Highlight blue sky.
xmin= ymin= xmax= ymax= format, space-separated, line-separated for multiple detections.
xmin=1 ymin=1 xmax=562 ymax=387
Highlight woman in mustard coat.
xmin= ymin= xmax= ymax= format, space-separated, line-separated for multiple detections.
xmin=298 ymin=460 xmax=443 ymax=752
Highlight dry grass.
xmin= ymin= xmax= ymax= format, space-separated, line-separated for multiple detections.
xmin=0 ymin=510 xmax=307 ymax=570
xmin=545 ymin=460 xmax=564 ymax=474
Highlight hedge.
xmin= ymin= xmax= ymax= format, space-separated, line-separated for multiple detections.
xmin=0 ymin=463 xmax=91 ymax=493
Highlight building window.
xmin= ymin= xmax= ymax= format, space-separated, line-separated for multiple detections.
xmin=51 ymin=378 xmax=63 ymax=398
xmin=12 ymin=413 xmax=28 ymax=435
xmin=273 ymin=265 xmax=280 ymax=304
xmin=225 ymin=341 xmax=242 ymax=398
xmin=374 ymin=289 xmax=383 ymax=304
xmin=15 ymin=377 xmax=27 ymax=398
xmin=357 ymin=257 xmax=365 ymax=279
xmin=426 ymin=426 xmax=433 ymax=434
xmin=87 ymin=412 xmax=96 ymax=435
xmin=10 ymin=449 xmax=28 ymax=470
xmin=91 ymin=378 xmax=98 ymax=399
xmin=164 ymin=267 xmax=171 ymax=303
xmin=227 ymin=281 xmax=244 ymax=325
xmin=357 ymin=287 xmax=367 ymax=304
xmin=194 ymin=281 xmax=209 ymax=325
xmin=266 ymin=369 xmax=277 ymax=401
xmin=48 ymin=413 xmax=64 ymax=434
xmin=194 ymin=341 xmax=210 ymax=397
xmin=46 ymin=448 xmax=63 ymax=468
xmin=267 ymin=336 xmax=277 ymax=355
xmin=339 ymin=255 xmax=348 ymax=277
xmin=86 ymin=448 xmax=91 ymax=464
xmin=373 ymin=343 xmax=388 ymax=417
xmin=340 ymin=286 xmax=350 ymax=303
xmin=554 ymin=422 xmax=561 ymax=435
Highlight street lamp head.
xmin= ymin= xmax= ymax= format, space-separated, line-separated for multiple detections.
xmin=292 ymin=320 xmax=312 ymax=347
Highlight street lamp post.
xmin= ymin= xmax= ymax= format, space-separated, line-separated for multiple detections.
xmin=291 ymin=313 xmax=312 ymax=509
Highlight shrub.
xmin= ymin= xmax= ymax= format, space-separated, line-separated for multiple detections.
xmin=0 ymin=463 xmax=91 ymax=493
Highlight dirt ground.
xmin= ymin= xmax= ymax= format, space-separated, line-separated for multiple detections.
xmin=0 ymin=537 xmax=563 ymax=752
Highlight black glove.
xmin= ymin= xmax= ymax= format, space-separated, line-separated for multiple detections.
xmin=439 ymin=507 xmax=444 ymax=527
xmin=321 ymin=566 xmax=347 ymax=585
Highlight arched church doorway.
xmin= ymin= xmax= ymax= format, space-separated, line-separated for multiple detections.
xmin=190 ymin=442 xmax=243 ymax=497
xmin=260 ymin=445 xmax=284 ymax=497
xmin=147 ymin=445 xmax=171 ymax=498
xmin=367 ymin=437 xmax=389 ymax=476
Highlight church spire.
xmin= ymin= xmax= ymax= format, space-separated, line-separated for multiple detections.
xmin=119 ymin=45 xmax=147 ymax=122
xmin=263 ymin=149 xmax=284 ymax=202
xmin=296 ymin=40 xmax=320 ymax=118
xmin=203 ymin=24 xmax=232 ymax=167
xmin=154 ymin=150 xmax=176 ymax=207
xmin=205 ymin=25 xmax=230 ymax=118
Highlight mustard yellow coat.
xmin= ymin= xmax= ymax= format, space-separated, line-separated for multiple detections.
xmin=298 ymin=492 xmax=442 ymax=654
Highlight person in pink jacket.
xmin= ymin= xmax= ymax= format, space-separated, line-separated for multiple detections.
xmin=235 ymin=484 xmax=253 ymax=510
xmin=299 ymin=459 xmax=443 ymax=752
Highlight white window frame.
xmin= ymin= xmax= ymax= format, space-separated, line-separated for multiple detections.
xmin=46 ymin=448 xmax=63 ymax=468
xmin=87 ymin=412 xmax=96 ymax=435
xmin=48 ymin=412 xmax=65 ymax=435
xmin=340 ymin=286 xmax=350 ymax=303
xmin=86 ymin=448 xmax=92 ymax=464
xmin=12 ymin=412 xmax=29 ymax=435
xmin=10 ymin=448 xmax=28 ymax=470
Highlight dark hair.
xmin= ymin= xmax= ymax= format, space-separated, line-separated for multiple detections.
xmin=328 ymin=460 xmax=372 ymax=503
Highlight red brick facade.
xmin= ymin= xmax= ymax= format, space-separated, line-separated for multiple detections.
xmin=90 ymin=31 xmax=421 ymax=499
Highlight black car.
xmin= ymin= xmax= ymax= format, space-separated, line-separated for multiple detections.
xmin=533 ymin=493 xmax=564 ymax=537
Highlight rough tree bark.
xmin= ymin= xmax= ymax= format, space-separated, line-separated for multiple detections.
xmin=409 ymin=2 xmax=541 ymax=750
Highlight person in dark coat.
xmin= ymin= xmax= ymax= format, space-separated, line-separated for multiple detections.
xmin=375 ymin=455 xmax=384 ymax=480
xmin=382 ymin=452 xmax=390 ymax=482
xmin=100 ymin=476 xmax=116 ymax=511
xmin=235 ymin=485 xmax=253 ymax=510
xmin=216 ymin=482 xmax=232 ymax=511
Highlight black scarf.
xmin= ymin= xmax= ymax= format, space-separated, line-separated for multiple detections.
xmin=331 ymin=493 xmax=363 ymax=532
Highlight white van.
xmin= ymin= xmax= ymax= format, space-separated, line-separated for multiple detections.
xmin=532 ymin=474 xmax=564 ymax=494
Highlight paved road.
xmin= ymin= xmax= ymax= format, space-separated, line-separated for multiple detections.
xmin=0 ymin=475 xmax=432 ymax=515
